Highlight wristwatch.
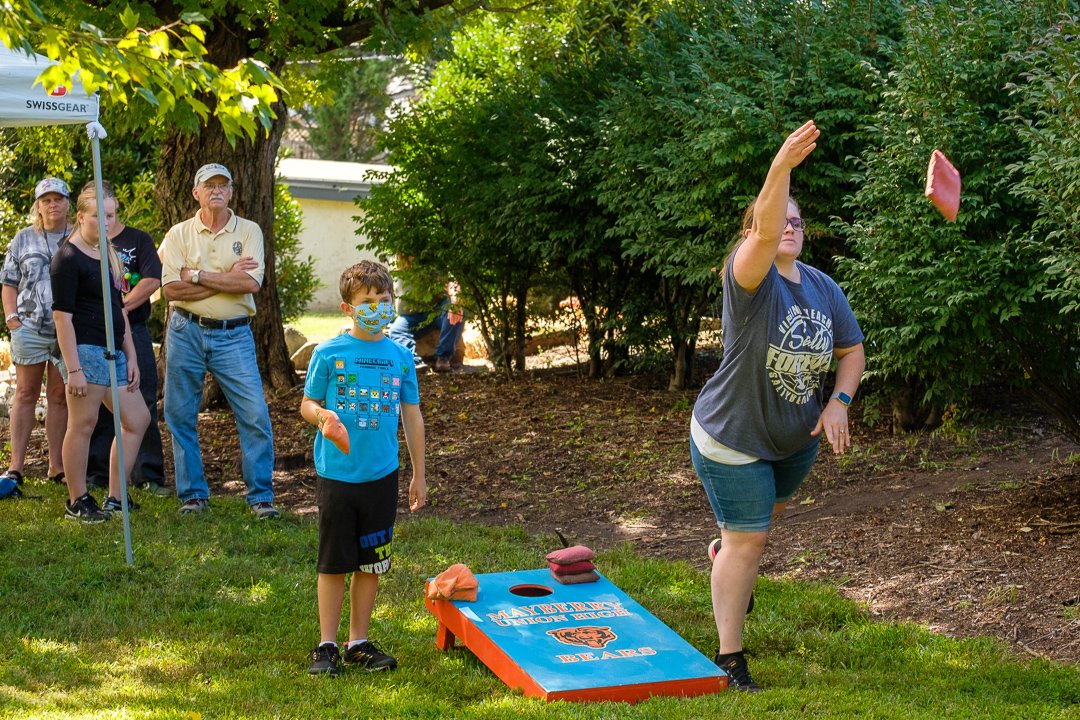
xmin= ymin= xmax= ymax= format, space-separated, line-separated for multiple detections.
xmin=191 ymin=270 xmax=201 ymax=285
xmin=830 ymin=391 xmax=852 ymax=407
xmin=5 ymin=312 xmax=19 ymax=323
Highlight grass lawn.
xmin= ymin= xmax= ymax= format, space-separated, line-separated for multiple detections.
xmin=292 ymin=312 xmax=349 ymax=344
xmin=1 ymin=484 xmax=1077 ymax=719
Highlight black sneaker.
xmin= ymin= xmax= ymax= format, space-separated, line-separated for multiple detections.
xmin=307 ymin=643 xmax=340 ymax=677
xmin=715 ymin=651 xmax=762 ymax=692
xmin=65 ymin=493 xmax=109 ymax=524
xmin=102 ymin=495 xmax=141 ymax=514
xmin=342 ymin=640 xmax=397 ymax=671
xmin=179 ymin=498 xmax=210 ymax=514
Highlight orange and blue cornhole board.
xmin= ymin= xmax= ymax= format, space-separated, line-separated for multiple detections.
xmin=425 ymin=568 xmax=726 ymax=702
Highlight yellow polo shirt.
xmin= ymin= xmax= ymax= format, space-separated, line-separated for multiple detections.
xmin=160 ymin=209 xmax=265 ymax=319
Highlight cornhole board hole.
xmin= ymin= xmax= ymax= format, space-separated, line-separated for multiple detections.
xmin=425 ymin=568 xmax=726 ymax=702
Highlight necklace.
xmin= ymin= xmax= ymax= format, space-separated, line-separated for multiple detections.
xmin=75 ymin=230 xmax=101 ymax=253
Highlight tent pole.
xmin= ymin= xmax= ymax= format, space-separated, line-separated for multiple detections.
xmin=91 ymin=134 xmax=134 ymax=566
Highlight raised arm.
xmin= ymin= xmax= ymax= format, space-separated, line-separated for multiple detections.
xmin=732 ymin=120 xmax=819 ymax=292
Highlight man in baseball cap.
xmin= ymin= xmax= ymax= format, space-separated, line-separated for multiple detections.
xmin=34 ymin=177 xmax=70 ymax=200
xmin=161 ymin=159 xmax=278 ymax=520
xmin=191 ymin=163 xmax=232 ymax=188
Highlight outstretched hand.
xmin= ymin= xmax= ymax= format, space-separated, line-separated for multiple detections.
xmin=771 ymin=120 xmax=819 ymax=172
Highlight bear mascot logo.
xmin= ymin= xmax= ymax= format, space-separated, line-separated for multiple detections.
xmin=547 ymin=626 xmax=617 ymax=649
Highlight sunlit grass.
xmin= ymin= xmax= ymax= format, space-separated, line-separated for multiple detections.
xmin=292 ymin=311 xmax=349 ymax=344
xmin=1 ymin=483 xmax=1077 ymax=719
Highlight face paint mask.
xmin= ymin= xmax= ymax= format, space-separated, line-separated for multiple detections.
xmin=353 ymin=301 xmax=396 ymax=333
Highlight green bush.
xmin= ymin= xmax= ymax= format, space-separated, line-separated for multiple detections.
xmin=273 ymin=181 xmax=320 ymax=323
xmin=1002 ymin=12 xmax=1080 ymax=440
xmin=594 ymin=0 xmax=901 ymax=388
xmin=836 ymin=0 xmax=1073 ymax=435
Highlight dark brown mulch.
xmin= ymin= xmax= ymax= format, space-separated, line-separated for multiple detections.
xmin=27 ymin=360 xmax=1076 ymax=663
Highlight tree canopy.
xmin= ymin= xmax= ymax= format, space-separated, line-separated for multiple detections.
xmin=3 ymin=0 xmax=460 ymax=387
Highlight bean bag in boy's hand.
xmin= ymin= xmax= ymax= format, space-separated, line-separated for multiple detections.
xmin=427 ymin=563 xmax=479 ymax=602
xmin=925 ymin=149 xmax=961 ymax=222
xmin=321 ymin=414 xmax=350 ymax=454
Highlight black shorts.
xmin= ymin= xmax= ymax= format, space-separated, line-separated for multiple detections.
xmin=316 ymin=470 xmax=399 ymax=575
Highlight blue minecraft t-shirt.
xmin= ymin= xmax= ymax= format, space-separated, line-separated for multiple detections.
xmin=304 ymin=334 xmax=419 ymax=483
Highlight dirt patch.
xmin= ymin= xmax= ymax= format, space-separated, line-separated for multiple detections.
xmin=24 ymin=359 xmax=1078 ymax=663
xmin=274 ymin=365 xmax=1080 ymax=663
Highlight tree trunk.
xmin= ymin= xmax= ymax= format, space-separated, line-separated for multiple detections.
xmin=668 ymin=336 xmax=696 ymax=391
xmin=155 ymin=59 xmax=296 ymax=389
xmin=889 ymin=384 xmax=941 ymax=433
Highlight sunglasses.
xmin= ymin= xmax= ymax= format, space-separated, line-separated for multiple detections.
xmin=785 ymin=217 xmax=805 ymax=231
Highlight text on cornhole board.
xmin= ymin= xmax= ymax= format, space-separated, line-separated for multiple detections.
xmin=425 ymin=568 xmax=726 ymax=702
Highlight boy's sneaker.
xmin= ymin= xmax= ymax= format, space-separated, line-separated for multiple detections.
xmin=65 ymin=493 xmax=109 ymax=524
xmin=342 ymin=640 xmax=397 ymax=671
xmin=307 ymin=643 xmax=340 ymax=677
xmin=251 ymin=502 xmax=280 ymax=519
xmin=179 ymin=498 xmax=210 ymax=514
xmin=102 ymin=495 xmax=141 ymax=514
xmin=715 ymin=651 xmax=763 ymax=692
xmin=707 ymin=537 xmax=755 ymax=615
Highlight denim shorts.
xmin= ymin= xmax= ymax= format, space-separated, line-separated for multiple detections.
xmin=690 ymin=437 xmax=820 ymax=533
xmin=60 ymin=344 xmax=128 ymax=387
xmin=9 ymin=325 xmax=61 ymax=366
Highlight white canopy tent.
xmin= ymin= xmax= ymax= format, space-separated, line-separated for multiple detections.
xmin=1 ymin=44 xmax=135 ymax=564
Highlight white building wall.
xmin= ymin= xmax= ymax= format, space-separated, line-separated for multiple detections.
xmin=295 ymin=197 xmax=380 ymax=311
xmin=277 ymin=158 xmax=391 ymax=312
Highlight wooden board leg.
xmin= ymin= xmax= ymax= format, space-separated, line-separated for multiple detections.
xmin=435 ymin=622 xmax=456 ymax=651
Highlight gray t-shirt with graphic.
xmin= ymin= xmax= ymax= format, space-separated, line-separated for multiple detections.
xmin=693 ymin=258 xmax=863 ymax=461
xmin=2 ymin=225 xmax=68 ymax=335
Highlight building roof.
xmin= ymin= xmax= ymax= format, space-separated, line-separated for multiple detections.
xmin=277 ymin=158 xmax=394 ymax=202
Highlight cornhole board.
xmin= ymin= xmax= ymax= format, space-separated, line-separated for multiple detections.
xmin=425 ymin=568 xmax=726 ymax=702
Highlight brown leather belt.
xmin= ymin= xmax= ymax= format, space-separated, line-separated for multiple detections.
xmin=175 ymin=307 xmax=251 ymax=330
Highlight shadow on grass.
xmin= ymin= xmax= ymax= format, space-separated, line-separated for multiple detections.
xmin=1 ymin=492 xmax=1076 ymax=719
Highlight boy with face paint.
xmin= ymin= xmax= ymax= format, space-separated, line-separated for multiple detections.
xmin=299 ymin=260 xmax=427 ymax=677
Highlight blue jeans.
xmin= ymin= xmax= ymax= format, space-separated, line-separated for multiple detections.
xmin=387 ymin=303 xmax=464 ymax=362
xmin=87 ymin=323 xmax=165 ymax=487
xmin=690 ymin=437 xmax=820 ymax=533
xmin=164 ymin=311 xmax=274 ymax=505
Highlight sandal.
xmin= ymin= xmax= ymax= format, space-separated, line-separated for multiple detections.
xmin=3 ymin=469 xmax=24 ymax=486
xmin=48 ymin=472 xmax=65 ymax=485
